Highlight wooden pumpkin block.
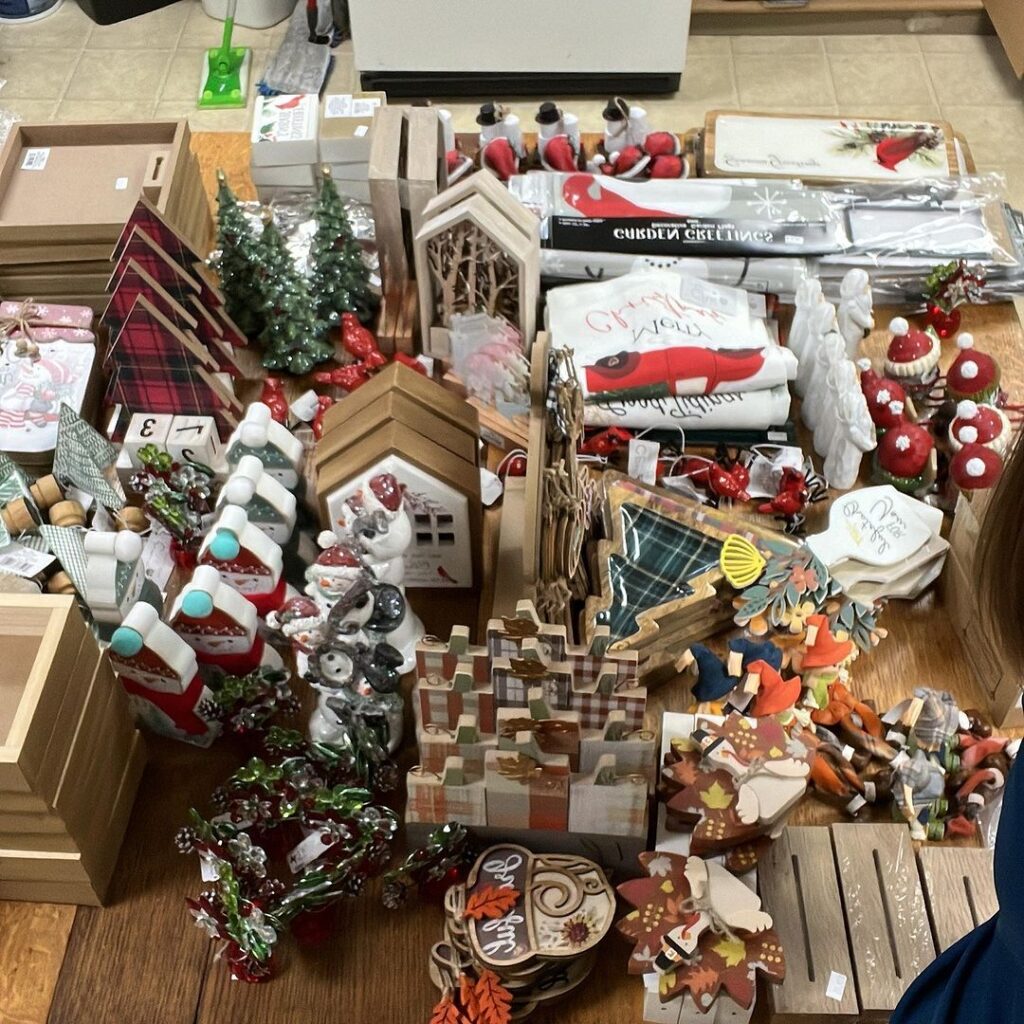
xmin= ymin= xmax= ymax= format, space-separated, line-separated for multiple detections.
xmin=568 ymin=753 xmax=648 ymax=837
xmin=831 ymin=824 xmax=936 ymax=1017
xmin=417 ymin=714 xmax=495 ymax=778
xmin=917 ymin=846 xmax=998 ymax=953
xmin=405 ymin=757 xmax=487 ymax=826
xmin=758 ymin=826 xmax=859 ymax=1022
xmin=483 ymin=742 xmax=570 ymax=831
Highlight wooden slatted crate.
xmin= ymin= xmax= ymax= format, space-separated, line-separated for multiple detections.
xmin=917 ymin=846 xmax=998 ymax=952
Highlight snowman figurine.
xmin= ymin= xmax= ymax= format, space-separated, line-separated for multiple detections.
xmin=306 ymin=578 xmax=405 ymax=752
xmin=341 ymin=472 xmax=414 ymax=586
xmin=266 ymin=595 xmax=327 ymax=673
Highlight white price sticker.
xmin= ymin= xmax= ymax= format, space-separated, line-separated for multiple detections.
xmin=627 ymin=439 xmax=660 ymax=486
xmin=200 ymin=855 xmax=220 ymax=882
xmin=141 ymin=525 xmax=175 ymax=590
xmin=21 ymin=148 xmax=50 ymax=171
xmin=0 ymin=541 xmax=56 ymax=578
xmin=114 ymin=176 xmax=129 ymax=191
xmin=354 ymin=124 xmax=369 ymax=137
xmin=825 ymin=971 xmax=847 ymax=1002
xmin=287 ymin=829 xmax=335 ymax=874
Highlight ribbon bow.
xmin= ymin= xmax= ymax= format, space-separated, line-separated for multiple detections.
xmin=0 ymin=298 xmax=42 ymax=359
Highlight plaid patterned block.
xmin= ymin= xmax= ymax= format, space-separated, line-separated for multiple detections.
xmin=103 ymin=263 xmax=198 ymax=340
xmin=563 ymin=652 xmax=638 ymax=691
xmin=568 ymin=770 xmax=648 ymax=837
xmin=416 ymin=681 xmax=497 ymax=734
xmin=492 ymin=659 xmax=574 ymax=710
xmin=484 ymin=751 xmax=570 ymax=831
xmin=405 ymin=767 xmax=486 ymax=826
xmin=496 ymin=709 xmax=582 ymax=771
xmin=486 ymin=624 xmax=567 ymax=662
xmin=417 ymin=725 xmax=494 ymax=778
xmin=415 ymin=644 xmax=491 ymax=686
xmin=579 ymin=730 xmax=658 ymax=788
xmin=113 ymin=198 xmax=201 ymax=269
xmin=573 ymin=691 xmax=646 ymax=732
xmin=106 ymin=365 xmax=235 ymax=437
xmin=109 ymin=227 xmax=201 ymax=304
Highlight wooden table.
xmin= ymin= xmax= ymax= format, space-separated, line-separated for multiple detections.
xmin=2 ymin=133 xmax=1023 ymax=1024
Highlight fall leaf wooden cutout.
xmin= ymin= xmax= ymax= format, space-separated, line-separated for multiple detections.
xmin=464 ymin=886 xmax=522 ymax=921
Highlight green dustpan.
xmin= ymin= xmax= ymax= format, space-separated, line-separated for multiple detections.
xmin=198 ymin=1 xmax=252 ymax=110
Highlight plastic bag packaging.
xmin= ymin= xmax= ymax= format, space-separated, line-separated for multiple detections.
xmin=207 ymin=192 xmax=378 ymax=285
xmin=0 ymin=79 xmax=21 ymax=149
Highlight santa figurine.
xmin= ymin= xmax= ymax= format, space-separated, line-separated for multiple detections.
xmin=170 ymin=565 xmax=284 ymax=680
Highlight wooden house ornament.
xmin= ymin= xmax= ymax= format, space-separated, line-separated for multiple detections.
xmin=413 ymin=171 xmax=540 ymax=359
xmin=197 ymin=504 xmax=287 ymax=616
xmin=109 ymin=603 xmax=219 ymax=747
xmin=314 ymin=364 xmax=482 ymax=589
xmin=82 ymin=530 xmax=162 ymax=641
xmin=225 ymin=402 xmax=304 ymax=490
xmin=217 ymin=453 xmax=297 ymax=544
xmin=169 ymin=565 xmax=284 ymax=678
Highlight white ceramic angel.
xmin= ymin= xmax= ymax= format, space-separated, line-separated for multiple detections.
xmin=814 ymin=359 xmax=859 ymax=459
xmin=825 ymin=382 xmax=877 ymax=490
xmin=802 ymin=321 xmax=844 ymax=430
xmin=794 ymin=299 xmax=836 ymax=399
xmin=837 ymin=268 xmax=875 ymax=360
xmin=788 ymin=276 xmax=824 ymax=366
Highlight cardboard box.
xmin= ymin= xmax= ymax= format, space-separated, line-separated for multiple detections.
xmin=251 ymin=94 xmax=319 ymax=167
xmin=0 ymin=121 xmax=195 ymax=245
xmin=319 ymin=91 xmax=386 ymax=164
xmin=249 ymin=164 xmax=317 ymax=188
xmin=328 ymin=176 xmax=372 ymax=204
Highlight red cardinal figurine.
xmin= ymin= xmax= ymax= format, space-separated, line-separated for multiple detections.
xmin=312 ymin=395 xmax=335 ymax=440
xmin=393 ymin=352 xmax=428 ymax=376
xmin=580 ymin=426 xmax=633 ymax=457
xmin=341 ymin=313 xmax=386 ymax=368
xmin=260 ymin=377 xmax=289 ymax=425
xmin=312 ymin=363 xmax=375 ymax=392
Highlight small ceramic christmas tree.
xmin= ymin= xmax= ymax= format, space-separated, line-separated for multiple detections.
xmin=309 ymin=168 xmax=377 ymax=327
xmin=255 ymin=208 xmax=334 ymax=376
xmin=214 ymin=171 xmax=263 ymax=339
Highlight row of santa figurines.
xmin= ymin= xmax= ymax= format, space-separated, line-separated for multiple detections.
xmin=94 ymin=402 xmax=424 ymax=752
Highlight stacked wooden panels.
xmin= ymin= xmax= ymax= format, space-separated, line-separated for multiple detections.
xmin=0 ymin=596 xmax=145 ymax=906
xmin=0 ymin=121 xmax=210 ymax=313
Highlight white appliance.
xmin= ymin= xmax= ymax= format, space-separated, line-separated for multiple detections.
xmin=349 ymin=0 xmax=692 ymax=96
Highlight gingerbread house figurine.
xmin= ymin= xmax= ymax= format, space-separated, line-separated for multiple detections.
xmin=198 ymin=504 xmax=287 ymax=617
xmin=169 ymin=565 xmax=284 ymax=678
xmin=109 ymin=603 xmax=219 ymax=747
xmin=216 ymin=453 xmax=297 ymax=543
xmin=82 ymin=530 xmax=163 ymax=641
xmin=225 ymin=402 xmax=304 ymax=489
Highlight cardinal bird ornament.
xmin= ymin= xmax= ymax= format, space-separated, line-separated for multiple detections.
xmin=341 ymin=313 xmax=386 ymax=368
xmin=259 ymin=378 xmax=289 ymax=425
xmin=875 ymin=131 xmax=934 ymax=172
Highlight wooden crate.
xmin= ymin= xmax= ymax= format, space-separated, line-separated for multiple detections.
xmin=917 ymin=846 xmax=998 ymax=953
xmin=759 ymin=827 xmax=859 ymax=1022
xmin=831 ymin=824 xmax=936 ymax=1018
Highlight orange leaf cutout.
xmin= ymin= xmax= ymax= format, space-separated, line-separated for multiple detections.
xmin=459 ymin=973 xmax=480 ymax=1022
xmin=463 ymin=886 xmax=521 ymax=921
xmin=429 ymin=994 xmax=463 ymax=1024
xmin=684 ymin=964 xmax=719 ymax=1000
xmin=474 ymin=970 xmax=513 ymax=1024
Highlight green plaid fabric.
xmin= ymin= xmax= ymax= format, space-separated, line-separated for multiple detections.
xmin=598 ymin=504 xmax=725 ymax=642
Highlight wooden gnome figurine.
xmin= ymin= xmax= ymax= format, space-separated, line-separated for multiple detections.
xmin=109 ymin=603 xmax=219 ymax=747
xmin=198 ymin=503 xmax=288 ymax=617
xmin=225 ymin=402 xmax=304 ymax=489
xmin=170 ymin=565 xmax=284 ymax=679
xmin=837 ymin=268 xmax=874 ymax=359
xmin=216 ymin=454 xmax=297 ymax=543
xmin=82 ymin=530 xmax=163 ymax=641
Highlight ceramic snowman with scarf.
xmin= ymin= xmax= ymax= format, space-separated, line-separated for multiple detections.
xmin=109 ymin=603 xmax=219 ymax=747
xmin=338 ymin=473 xmax=413 ymax=587
xmin=198 ymin=504 xmax=291 ymax=618
xmin=170 ymin=565 xmax=283 ymax=680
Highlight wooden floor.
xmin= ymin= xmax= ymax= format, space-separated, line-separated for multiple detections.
xmin=2 ymin=133 xmax=1023 ymax=1024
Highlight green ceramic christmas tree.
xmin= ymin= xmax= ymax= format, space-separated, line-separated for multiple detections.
xmin=213 ymin=171 xmax=264 ymax=338
xmin=309 ymin=167 xmax=378 ymax=328
xmin=255 ymin=209 xmax=334 ymax=376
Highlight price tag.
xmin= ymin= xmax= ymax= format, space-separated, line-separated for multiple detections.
xmin=354 ymin=125 xmax=369 ymax=137
xmin=287 ymin=829 xmax=336 ymax=874
xmin=114 ymin=176 xmax=129 ymax=190
xmin=825 ymin=971 xmax=847 ymax=1002
xmin=200 ymin=855 xmax=220 ymax=882
xmin=627 ymin=439 xmax=660 ymax=485
xmin=141 ymin=525 xmax=175 ymax=590
xmin=21 ymin=148 xmax=49 ymax=171
xmin=0 ymin=541 xmax=55 ymax=578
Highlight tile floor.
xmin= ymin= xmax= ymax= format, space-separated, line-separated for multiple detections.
xmin=0 ymin=2 xmax=1023 ymax=204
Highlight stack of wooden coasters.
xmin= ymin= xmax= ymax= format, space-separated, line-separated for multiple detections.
xmin=0 ymin=595 xmax=145 ymax=905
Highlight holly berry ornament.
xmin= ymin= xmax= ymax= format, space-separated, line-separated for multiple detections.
xmin=948 ymin=400 xmax=1011 ymax=455
xmin=946 ymin=332 xmax=1000 ymax=404
xmin=873 ymin=422 xmax=936 ymax=497
xmin=924 ymin=259 xmax=986 ymax=339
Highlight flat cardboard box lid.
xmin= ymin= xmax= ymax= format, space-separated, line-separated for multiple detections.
xmin=0 ymin=122 xmax=186 ymax=244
